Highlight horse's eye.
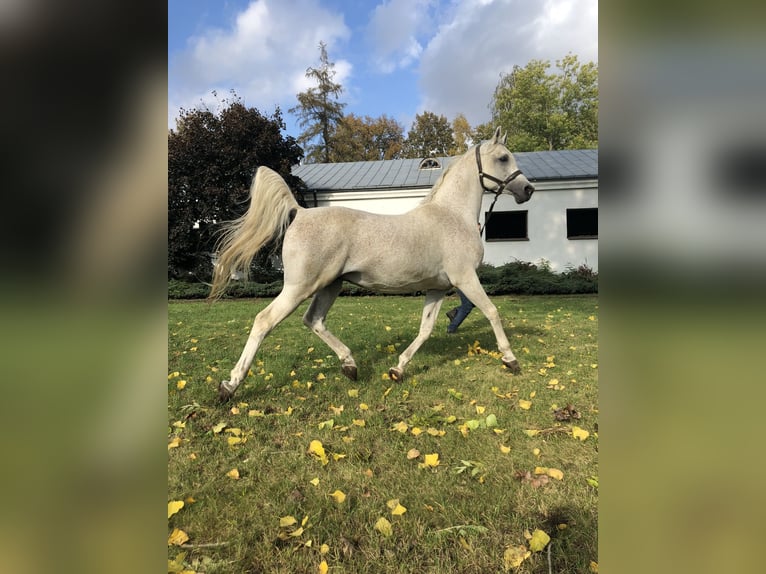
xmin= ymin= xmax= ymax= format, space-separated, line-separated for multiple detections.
xmin=498 ymin=155 xmax=509 ymax=163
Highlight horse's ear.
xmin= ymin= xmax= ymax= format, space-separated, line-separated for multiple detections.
xmin=499 ymin=130 xmax=507 ymax=145
xmin=492 ymin=126 xmax=502 ymax=143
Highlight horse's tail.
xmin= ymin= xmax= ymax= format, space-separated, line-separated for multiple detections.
xmin=209 ymin=167 xmax=301 ymax=300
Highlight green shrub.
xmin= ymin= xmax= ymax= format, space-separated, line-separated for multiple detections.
xmin=168 ymin=261 xmax=597 ymax=299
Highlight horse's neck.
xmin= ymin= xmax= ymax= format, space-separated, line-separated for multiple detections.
xmin=428 ymin=159 xmax=484 ymax=223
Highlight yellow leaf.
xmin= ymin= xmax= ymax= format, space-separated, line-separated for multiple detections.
xmin=229 ymin=406 xmax=240 ymax=415
xmin=352 ymin=419 xmax=366 ymax=427
xmin=172 ymin=420 xmax=186 ymax=429
xmin=391 ymin=421 xmax=409 ymax=433
xmin=589 ymin=560 xmax=599 ymax=572
xmin=532 ymin=448 xmax=541 ymax=457
xmin=407 ymin=448 xmax=421 ymax=460
xmin=426 ymin=427 xmax=445 ymax=436
xmin=227 ymin=436 xmax=244 ymax=446
xmin=389 ymin=501 xmax=407 ymax=516
xmin=500 ymin=445 xmax=511 ymax=454
xmin=572 ymin=426 xmax=590 ymax=441
xmin=410 ymin=426 xmax=423 ymax=436
xmin=212 ymin=422 xmax=227 ymax=434
xmin=279 ymin=516 xmax=297 ymax=528
xmin=176 ymin=380 xmax=187 ymax=390
xmin=421 ymin=453 xmax=439 ymax=468
xmin=503 ymin=545 xmax=531 ymax=570
xmin=167 ymin=528 xmax=189 ymax=546
xmin=288 ymin=527 xmax=304 ymax=537
xmin=348 ymin=389 xmax=359 ymax=397
xmin=318 ymin=560 xmax=328 ymax=574
xmin=529 ymin=529 xmax=550 ymax=552
xmin=168 ymin=437 xmax=181 ymax=450
xmin=453 ymin=359 xmax=461 ymax=366
xmin=374 ymin=517 xmax=393 ymax=537
xmin=475 ymin=405 xmax=485 ymax=414
xmin=167 ymin=500 xmax=184 ymax=519
xmin=547 ymin=468 xmax=564 ymax=480
xmin=226 ymin=468 xmax=240 ymax=479
xmin=317 ymin=373 xmax=326 ymax=380
xmin=523 ymin=429 xmax=540 ymax=437
xmin=308 ymin=440 xmax=329 ymax=465
xmin=359 ymin=402 xmax=369 ymax=411
xmin=518 ymin=400 xmax=532 ymax=410
xmin=310 ymin=477 xmax=320 ymax=487
xmin=320 ymin=543 xmax=330 ymax=554
xmin=168 ymin=371 xmax=180 ymax=379
xmin=332 ymin=453 xmax=346 ymax=461
xmin=330 ymin=490 xmax=346 ymax=503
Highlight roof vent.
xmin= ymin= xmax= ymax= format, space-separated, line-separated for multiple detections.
xmin=418 ymin=158 xmax=441 ymax=170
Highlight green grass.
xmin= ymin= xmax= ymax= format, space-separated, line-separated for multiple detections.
xmin=168 ymin=294 xmax=598 ymax=573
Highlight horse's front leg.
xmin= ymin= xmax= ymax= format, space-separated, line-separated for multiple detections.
xmin=455 ymin=277 xmax=521 ymax=374
xmin=388 ymin=290 xmax=446 ymax=381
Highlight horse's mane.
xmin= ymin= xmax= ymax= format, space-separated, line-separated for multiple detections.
xmin=419 ymin=152 xmax=466 ymax=205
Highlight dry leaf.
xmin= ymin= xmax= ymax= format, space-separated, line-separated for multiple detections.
xmin=279 ymin=516 xmax=297 ymax=528
xmin=500 ymin=445 xmax=511 ymax=454
xmin=176 ymin=380 xmax=187 ymax=390
xmin=420 ymin=453 xmax=439 ymax=468
xmin=318 ymin=560 xmax=328 ymax=574
xmin=572 ymin=426 xmax=590 ymax=441
xmin=308 ymin=440 xmax=329 ymax=465
xmin=518 ymin=400 xmax=532 ymax=410
xmin=167 ymin=500 xmax=184 ymax=519
xmin=226 ymin=468 xmax=240 ymax=479
xmin=168 ymin=437 xmax=181 ymax=450
xmin=330 ymin=490 xmax=346 ymax=504
xmin=503 ymin=544 xmax=531 ymax=570
xmin=167 ymin=528 xmax=189 ymax=546
xmin=529 ymin=529 xmax=550 ymax=552
xmin=374 ymin=517 xmax=392 ymax=537
xmin=387 ymin=499 xmax=407 ymax=516
xmin=406 ymin=448 xmax=421 ymax=460
xmin=310 ymin=477 xmax=320 ymax=487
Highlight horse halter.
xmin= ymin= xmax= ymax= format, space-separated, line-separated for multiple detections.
xmin=476 ymin=144 xmax=523 ymax=234
xmin=475 ymin=144 xmax=522 ymax=196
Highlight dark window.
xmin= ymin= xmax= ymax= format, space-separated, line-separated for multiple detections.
xmin=566 ymin=208 xmax=598 ymax=239
xmin=484 ymin=210 xmax=528 ymax=241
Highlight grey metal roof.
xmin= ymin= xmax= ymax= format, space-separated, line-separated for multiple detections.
xmin=292 ymin=149 xmax=597 ymax=191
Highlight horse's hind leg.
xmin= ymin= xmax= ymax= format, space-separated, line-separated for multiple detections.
xmin=219 ymin=286 xmax=309 ymax=401
xmin=389 ymin=290 xmax=446 ymax=381
xmin=302 ymin=278 xmax=358 ymax=381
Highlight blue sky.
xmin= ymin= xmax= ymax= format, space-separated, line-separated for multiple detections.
xmin=168 ymin=0 xmax=597 ymax=138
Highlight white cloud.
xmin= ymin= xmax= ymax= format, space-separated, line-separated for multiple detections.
xmin=417 ymin=0 xmax=598 ymax=126
xmin=366 ymin=0 xmax=431 ymax=73
xmin=168 ymin=0 xmax=351 ymax=128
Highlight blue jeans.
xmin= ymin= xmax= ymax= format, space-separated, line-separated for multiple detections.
xmin=447 ymin=290 xmax=475 ymax=333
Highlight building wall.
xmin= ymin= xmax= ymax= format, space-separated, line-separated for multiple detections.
xmin=312 ymin=179 xmax=598 ymax=272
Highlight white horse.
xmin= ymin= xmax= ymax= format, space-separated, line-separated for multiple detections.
xmin=210 ymin=128 xmax=534 ymax=401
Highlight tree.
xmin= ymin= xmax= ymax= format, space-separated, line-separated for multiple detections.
xmin=168 ymin=92 xmax=304 ymax=279
xmin=449 ymin=113 xmax=473 ymax=156
xmin=489 ymin=54 xmax=598 ymax=151
xmin=289 ymin=42 xmax=346 ymax=163
xmin=402 ymin=111 xmax=453 ymax=158
xmin=330 ymin=114 xmax=405 ymax=162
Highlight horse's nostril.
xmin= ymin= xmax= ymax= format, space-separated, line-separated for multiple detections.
xmin=525 ymin=184 xmax=535 ymax=195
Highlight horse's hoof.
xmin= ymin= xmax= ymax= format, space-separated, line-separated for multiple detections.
xmin=388 ymin=367 xmax=403 ymax=382
xmin=503 ymin=359 xmax=521 ymax=374
xmin=342 ymin=364 xmax=358 ymax=381
xmin=218 ymin=381 xmax=234 ymax=403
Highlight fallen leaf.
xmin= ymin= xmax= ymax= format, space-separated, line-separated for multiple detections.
xmin=534 ymin=466 xmax=564 ymax=480
xmin=168 ymin=437 xmax=181 ymax=450
xmin=308 ymin=440 xmax=329 ymax=465
xmin=212 ymin=422 xmax=227 ymax=434
xmin=318 ymin=560 xmax=328 ymax=574
xmin=330 ymin=490 xmax=346 ymax=504
xmin=590 ymin=560 xmax=599 ymax=572
xmin=348 ymin=389 xmax=359 ymax=397
xmin=279 ymin=516 xmax=298 ymax=528
xmin=320 ymin=543 xmax=330 ymax=554
xmin=167 ymin=528 xmax=189 ymax=546
xmin=503 ymin=544 xmax=531 ymax=570
xmin=387 ymin=499 xmax=407 ymax=516
xmin=518 ymin=400 xmax=532 ymax=410
xmin=420 ymin=453 xmax=440 ymax=468
xmin=391 ymin=421 xmax=408 ymax=433
xmin=374 ymin=517 xmax=393 ymax=537
xmin=529 ymin=529 xmax=550 ymax=552
xmin=167 ymin=500 xmax=184 ymax=519
xmin=500 ymin=445 xmax=511 ymax=454
xmin=310 ymin=477 xmax=320 ymax=487
xmin=227 ymin=436 xmax=244 ymax=446
xmin=572 ymin=426 xmax=590 ymax=441
xmin=176 ymin=380 xmax=187 ymax=390
xmin=226 ymin=468 xmax=240 ymax=479
xmin=407 ymin=448 xmax=421 ymax=460
xmin=523 ymin=429 xmax=541 ymax=437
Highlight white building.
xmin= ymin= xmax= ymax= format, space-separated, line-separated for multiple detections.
xmin=292 ymin=149 xmax=597 ymax=272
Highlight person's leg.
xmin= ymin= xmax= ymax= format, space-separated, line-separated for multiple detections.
xmin=447 ymin=290 xmax=475 ymax=333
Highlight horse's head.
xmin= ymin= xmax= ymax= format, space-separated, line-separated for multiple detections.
xmin=477 ymin=127 xmax=535 ymax=204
